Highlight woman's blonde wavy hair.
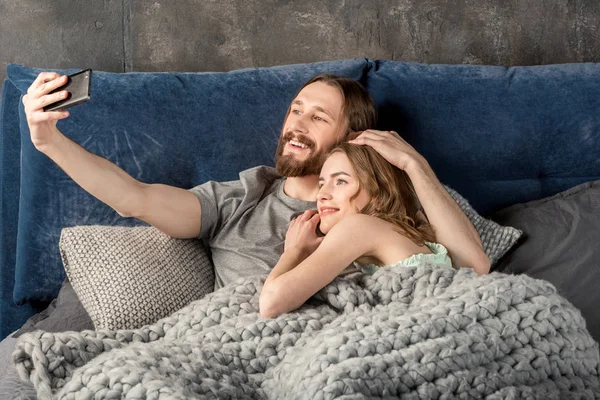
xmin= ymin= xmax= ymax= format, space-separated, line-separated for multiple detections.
xmin=328 ymin=141 xmax=436 ymax=246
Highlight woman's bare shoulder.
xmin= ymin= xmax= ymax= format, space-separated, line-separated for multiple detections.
xmin=317 ymin=215 xmax=384 ymax=260
xmin=333 ymin=213 xmax=385 ymax=229
xmin=328 ymin=214 xmax=397 ymax=241
xmin=333 ymin=214 xmax=423 ymax=248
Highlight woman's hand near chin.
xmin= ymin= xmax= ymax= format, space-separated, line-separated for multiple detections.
xmin=284 ymin=209 xmax=323 ymax=258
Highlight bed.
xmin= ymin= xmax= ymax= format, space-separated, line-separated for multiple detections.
xmin=1 ymin=59 xmax=599 ymax=398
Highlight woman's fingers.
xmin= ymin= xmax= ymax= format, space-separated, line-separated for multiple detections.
xmin=351 ymin=129 xmax=404 ymax=143
xmin=290 ymin=209 xmax=317 ymax=227
xmin=350 ymin=130 xmax=414 ymax=154
xmin=299 ymin=209 xmax=319 ymax=221
xmin=291 ymin=210 xmax=320 ymax=233
xmin=350 ymin=133 xmax=386 ymax=152
xmin=350 ymin=130 xmax=384 ymax=142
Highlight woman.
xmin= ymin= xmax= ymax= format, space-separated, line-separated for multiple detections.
xmin=259 ymin=141 xmax=455 ymax=318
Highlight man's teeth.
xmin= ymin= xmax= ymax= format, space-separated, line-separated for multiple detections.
xmin=290 ymin=140 xmax=309 ymax=149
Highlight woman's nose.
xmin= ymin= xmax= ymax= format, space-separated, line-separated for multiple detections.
xmin=318 ymin=184 xmax=332 ymax=200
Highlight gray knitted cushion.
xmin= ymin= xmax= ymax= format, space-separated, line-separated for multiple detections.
xmin=59 ymin=225 xmax=215 ymax=330
xmin=446 ymin=186 xmax=522 ymax=266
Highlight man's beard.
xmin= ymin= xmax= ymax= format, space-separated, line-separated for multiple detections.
xmin=274 ymin=131 xmax=328 ymax=177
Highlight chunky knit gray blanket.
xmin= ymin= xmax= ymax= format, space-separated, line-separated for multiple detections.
xmin=13 ymin=264 xmax=600 ymax=399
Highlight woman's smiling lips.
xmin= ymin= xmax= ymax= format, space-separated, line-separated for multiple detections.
xmin=318 ymin=207 xmax=339 ymax=216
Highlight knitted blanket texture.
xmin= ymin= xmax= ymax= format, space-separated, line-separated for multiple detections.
xmin=13 ymin=264 xmax=600 ymax=399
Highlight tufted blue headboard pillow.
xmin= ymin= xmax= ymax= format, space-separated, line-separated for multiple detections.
xmin=2 ymin=58 xmax=600 ymax=339
xmin=365 ymin=60 xmax=600 ymax=214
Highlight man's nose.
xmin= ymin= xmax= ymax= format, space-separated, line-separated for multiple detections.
xmin=289 ymin=114 xmax=309 ymax=133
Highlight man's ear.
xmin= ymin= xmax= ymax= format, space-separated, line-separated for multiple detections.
xmin=346 ymin=130 xmax=362 ymax=142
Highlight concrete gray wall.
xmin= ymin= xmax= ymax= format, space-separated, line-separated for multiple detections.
xmin=1 ymin=0 xmax=600 ymax=85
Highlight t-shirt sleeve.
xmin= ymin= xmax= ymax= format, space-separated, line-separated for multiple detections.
xmin=188 ymin=180 xmax=245 ymax=240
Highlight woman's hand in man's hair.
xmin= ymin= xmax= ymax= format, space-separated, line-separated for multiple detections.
xmin=348 ymin=129 xmax=426 ymax=172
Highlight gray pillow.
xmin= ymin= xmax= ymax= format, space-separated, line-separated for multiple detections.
xmin=445 ymin=186 xmax=523 ymax=266
xmin=12 ymin=279 xmax=93 ymax=338
xmin=60 ymin=225 xmax=215 ymax=330
xmin=491 ymin=180 xmax=600 ymax=344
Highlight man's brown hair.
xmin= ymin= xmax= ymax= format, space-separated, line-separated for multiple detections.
xmin=284 ymin=74 xmax=377 ymax=137
xmin=275 ymin=74 xmax=377 ymax=177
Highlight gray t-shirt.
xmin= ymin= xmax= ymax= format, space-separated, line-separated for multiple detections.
xmin=189 ymin=166 xmax=316 ymax=290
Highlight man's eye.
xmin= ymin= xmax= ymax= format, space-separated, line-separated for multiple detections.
xmin=292 ymin=109 xmax=301 ymax=115
xmin=314 ymin=116 xmax=326 ymax=122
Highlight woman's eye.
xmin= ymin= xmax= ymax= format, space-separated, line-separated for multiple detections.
xmin=336 ymin=179 xmax=347 ymax=185
xmin=292 ymin=109 xmax=301 ymax=115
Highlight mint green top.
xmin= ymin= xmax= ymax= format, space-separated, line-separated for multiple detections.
xmin=352 ymin=242 xmax=453 ymax=275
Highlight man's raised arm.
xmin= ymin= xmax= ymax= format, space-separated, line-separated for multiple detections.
xmin=23 ymin=72 xmax=201 ymax=239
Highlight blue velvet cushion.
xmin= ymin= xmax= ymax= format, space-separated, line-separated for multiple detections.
xmin=366 ymin=60 xmax=600 ymax=215
xmin=0 ymin=79 xmax=44 ymax=339
xmin=4 ymin=59 xmax=368 ymax=308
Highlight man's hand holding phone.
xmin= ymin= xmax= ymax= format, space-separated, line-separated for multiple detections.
xmin=23 ymin=72 xmax=72 ymax=150
xmin=22 ymin=70 xmax=91 ymax=151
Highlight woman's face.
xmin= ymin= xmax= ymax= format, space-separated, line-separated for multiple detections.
xmin=317 ymin=152 xmax=370 ymax=234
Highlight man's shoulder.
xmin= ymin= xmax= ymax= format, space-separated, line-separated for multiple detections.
xmin=189 ymin=166 xmax=283 ymax=195
xmin=239 ymin=165 xmax=284 ymax=186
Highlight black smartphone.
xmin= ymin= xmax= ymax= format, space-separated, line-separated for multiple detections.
xmin=43 ymin=69 xmax=92 ymax=112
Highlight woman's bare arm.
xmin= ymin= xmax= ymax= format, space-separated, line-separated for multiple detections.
xmin=260 ymin=214 xmax=377 ymax=318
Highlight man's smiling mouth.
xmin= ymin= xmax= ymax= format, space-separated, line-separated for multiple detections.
xmin=289 ymin=140 xmax=309 ymax=149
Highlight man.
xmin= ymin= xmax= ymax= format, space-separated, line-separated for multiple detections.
xmin=23 ymin=72 xmax=489 ymax=291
